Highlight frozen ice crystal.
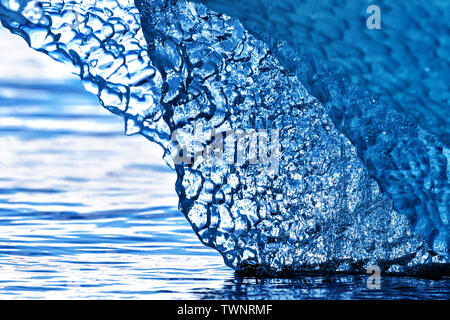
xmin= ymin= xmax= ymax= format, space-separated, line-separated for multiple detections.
xmin=0 ymin=0 xmax=448 ymax=275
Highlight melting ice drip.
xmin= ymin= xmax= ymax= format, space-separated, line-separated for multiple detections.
xmin=0 ymin=0 xmax=448 ymax=275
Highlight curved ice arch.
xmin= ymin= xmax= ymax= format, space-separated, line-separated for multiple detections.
xmin=0 ymin=0 xmax=447 ymax=275
xmin=0 ymin=0 xmax=170 ymax=151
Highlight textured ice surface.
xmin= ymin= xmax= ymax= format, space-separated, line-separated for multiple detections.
xmin=273 ymin=43 xmax=450 ymax=259
xmin=201 ymin=0 xmax=449 ymax=259
xmin=203 ymin=0 xmax=450 ymax=145
xmin=0 ymin=0 xmax=448 ymax=275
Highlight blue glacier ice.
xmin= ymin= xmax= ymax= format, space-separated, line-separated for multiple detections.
xmin=200 ymin=0 xmax=450 ymax=260
xmin=203 ymin=0 xmax=450 ymax=146
xmin=203 ymin=0 xmax=450 ymax=259
xmin=0 ymin=0 xmax=448 ymax=276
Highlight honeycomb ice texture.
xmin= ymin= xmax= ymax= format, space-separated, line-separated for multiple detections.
xmin=0 ymin=0 xmax=448 ymax=275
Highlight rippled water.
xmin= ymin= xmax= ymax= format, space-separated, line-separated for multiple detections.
xmin=0 ymin=19 xmax=448 ymax=299
xmin=0 ymin=29 xmax=233 ymax=299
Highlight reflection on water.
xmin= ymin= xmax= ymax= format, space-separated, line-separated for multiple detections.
xmin=200 ymin=276 xmax=450 ymax=300
xmin=0 ymin=29 xmax=448 ymax=300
